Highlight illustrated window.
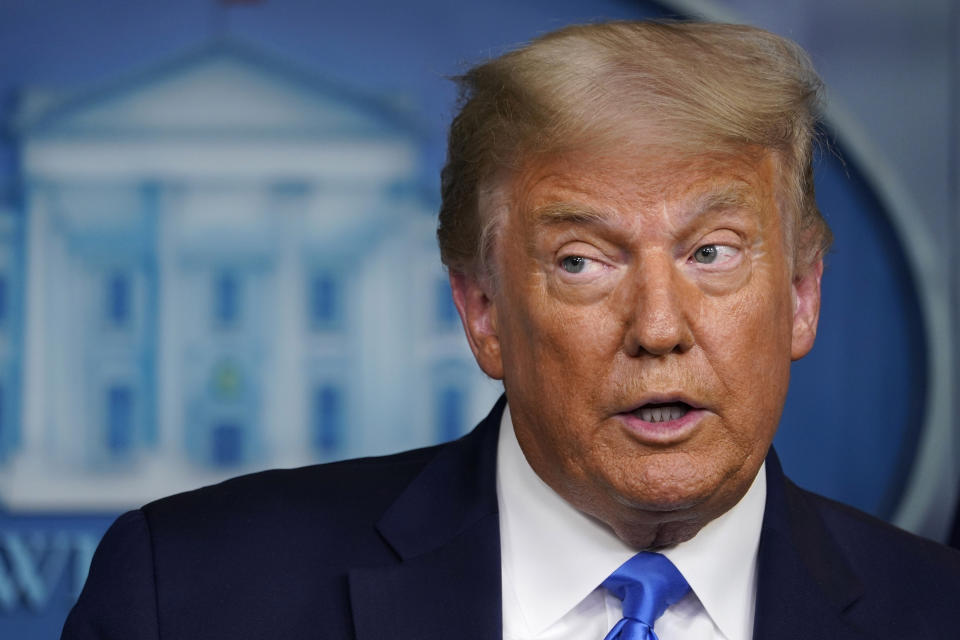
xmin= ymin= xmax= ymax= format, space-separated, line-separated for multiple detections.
xmin=311 ymin=384 xmax=342 ymax=453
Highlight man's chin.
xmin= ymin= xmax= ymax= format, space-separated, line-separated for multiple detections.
xmin=608 ymin=516 xmax=707 ymax=550
xmin=599 ymin=473 xmax=745 ymax=535
xmin=605 ymin=462 xmax=726 ymax=512
xmin=611 ymin=488 xmax=714 ymax=518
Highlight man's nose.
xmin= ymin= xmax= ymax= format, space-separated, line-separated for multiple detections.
xmin=622 ymin=258 xmax=695 ymax=357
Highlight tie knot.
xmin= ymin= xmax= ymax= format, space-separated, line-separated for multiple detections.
xmin=602 ymin=552 xmax=690 ymax=628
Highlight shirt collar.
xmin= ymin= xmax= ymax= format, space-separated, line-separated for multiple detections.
xmin=497 ymin=404 xmax=766 ymax=639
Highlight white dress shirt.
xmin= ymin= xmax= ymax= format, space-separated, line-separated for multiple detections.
xmin=497 ymin=405 xmax=766 ymax=640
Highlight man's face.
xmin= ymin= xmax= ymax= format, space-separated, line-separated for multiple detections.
xmin=451 ymin=144 xmax=822 ymax=548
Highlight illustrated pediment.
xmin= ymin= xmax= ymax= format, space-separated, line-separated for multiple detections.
xmin=18 ymin=41 xmax=416 ymax=139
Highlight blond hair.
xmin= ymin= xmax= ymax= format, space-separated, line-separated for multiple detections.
xmin=437 ymin=21 xmax=832 ymax=277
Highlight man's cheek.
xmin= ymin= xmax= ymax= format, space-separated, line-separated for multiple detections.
xmin=541 ymin=309 xmax=611 ymax=357
xmin=719 ymin=287 xmax=788 ymax=341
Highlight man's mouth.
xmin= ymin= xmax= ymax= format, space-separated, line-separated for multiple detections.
xmin=631 ymin=402 xmax=693 ymax=424
xmin=618 ymin=398 xmax=704 ymax=443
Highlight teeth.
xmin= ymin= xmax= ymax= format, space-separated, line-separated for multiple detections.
xmin=636 ymin=404 xmax=689 ymax=423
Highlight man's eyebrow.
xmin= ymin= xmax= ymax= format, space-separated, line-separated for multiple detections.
xmin=528 ymin=202 xmax=614 ymax=228
xmin=688 ymin=184 xmax=758 ymax=214
xmin=673 ymin=182 xmax=761 ymax=227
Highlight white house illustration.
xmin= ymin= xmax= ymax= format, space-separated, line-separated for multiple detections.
xmin=0 ymin=41 xmax=500 ymax=511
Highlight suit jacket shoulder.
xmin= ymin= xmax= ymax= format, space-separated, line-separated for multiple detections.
xmin=62 ymin=446 xmax=441 ymax=640
xmin=803 ymin=480 xmax=960 ymax=628
xmin=62 ymin=399 xmax=505 ymax=640
xmin=755 ymin=452 xmax=960 ymax=640
xmin=147 ymin=441 xmax=442 ymax=560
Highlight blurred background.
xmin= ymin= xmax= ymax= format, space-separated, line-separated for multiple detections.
xmin=0 ymin=0 xmax=956 ymax=636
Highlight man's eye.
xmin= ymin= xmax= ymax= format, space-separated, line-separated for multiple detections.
xmin=692 ymin=244 xmax=737 ymax=265
xmin=694 ymin=245 xmax=719 ymax=264
xmin=560 ymin=255 xmax=589 ymax=273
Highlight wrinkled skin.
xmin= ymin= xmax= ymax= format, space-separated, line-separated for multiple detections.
xmin=451 ymin=144 xmax=823 ymax=549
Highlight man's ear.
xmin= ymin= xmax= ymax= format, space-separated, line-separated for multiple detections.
xmin=449 ymin=270 xmax=504 ymax=379
xmin=790 ymin=259 xmax=824 ymax=361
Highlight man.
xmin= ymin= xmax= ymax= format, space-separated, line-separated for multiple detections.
xmin=63 ymin=21 xmax=960 ymax=640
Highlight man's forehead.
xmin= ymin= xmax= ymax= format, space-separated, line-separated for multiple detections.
xmin=517 ymin=138 xmax=771 ymax=192
xmin=506 ymin=152 xmax=777 ymax=235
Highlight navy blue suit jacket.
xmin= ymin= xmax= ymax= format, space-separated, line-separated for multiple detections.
xmin=62 ymin=398 xmax=960 ymax=639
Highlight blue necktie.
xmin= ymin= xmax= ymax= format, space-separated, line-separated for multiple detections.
xmin=602 ymin=552 xmax=691 ymax=640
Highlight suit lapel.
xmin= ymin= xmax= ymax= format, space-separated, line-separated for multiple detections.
xmin=753 ymin=450 xmax=870 ymax=640
xmin=348 ymin=398 xmax=505 ymax=640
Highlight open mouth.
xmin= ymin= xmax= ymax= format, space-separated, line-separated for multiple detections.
xmin=631 ymin=402 xmax=692 ymax=423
